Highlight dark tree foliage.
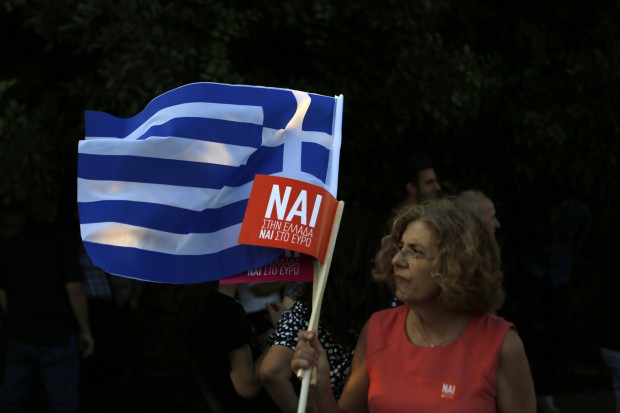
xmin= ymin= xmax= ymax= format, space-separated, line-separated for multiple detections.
xmin=1 ymin=0 xmax=619 ymax=234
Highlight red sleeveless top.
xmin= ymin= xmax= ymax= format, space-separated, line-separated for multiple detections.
xmin=366 ymin=305 xmax=513 ymax=413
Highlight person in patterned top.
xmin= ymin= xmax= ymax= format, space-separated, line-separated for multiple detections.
xmin=258 ymin=207 xmax=395 ymax=413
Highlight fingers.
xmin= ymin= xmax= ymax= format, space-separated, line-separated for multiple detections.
xmin=298 ymin=330 xmax=316 ymax=343
xmin=291 ymin=331 xmax=318 ymax=374
xmin=299 ymin=330 xmax=325 ymax=356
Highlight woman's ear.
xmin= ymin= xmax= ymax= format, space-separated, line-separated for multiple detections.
xmin=406 ymin=182 xmax=418 ymax=197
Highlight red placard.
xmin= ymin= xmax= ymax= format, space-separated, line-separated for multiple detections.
xmin=238 ymin=174 xmax=339 ymax=263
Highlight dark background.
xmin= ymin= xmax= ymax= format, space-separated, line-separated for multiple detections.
xmin=0 ymin=0 xmax=618 ymax=402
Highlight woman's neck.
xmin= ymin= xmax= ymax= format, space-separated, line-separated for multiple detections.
xmin=406 ymin=306 xmax=470 ymax=348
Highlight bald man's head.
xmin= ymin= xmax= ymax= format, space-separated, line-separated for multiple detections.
xmin=457 ymin=190 xmax=501 ymax=236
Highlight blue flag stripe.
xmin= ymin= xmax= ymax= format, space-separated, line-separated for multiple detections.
xmin=301 ymin=142 xmax=331 ymax=184
xmin=85 ymin=84 xmax=310 ymax=137
xmin=302 ymin=94 xmax=336 ymax=135
xmin=78 ymin=199 xmax=248 ymax=234
xmin=134 ymin=117 xmax=264 ymax=144
xmin=85 ymin=102 xmax=266 ymax=140
xmin=82 ymin=241 xmax=281 ymax=284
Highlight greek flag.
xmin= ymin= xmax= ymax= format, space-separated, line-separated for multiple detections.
xmin=78 ymin=82 xmax=343 ymax=284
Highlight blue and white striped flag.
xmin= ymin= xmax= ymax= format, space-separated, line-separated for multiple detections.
xmin=78 ymin=82 xmax=343 ymax=284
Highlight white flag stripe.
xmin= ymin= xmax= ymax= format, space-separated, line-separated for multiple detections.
xmin=79 ymin=137 xmax=256 ymax=166
xmin=80 ymin=222 xmax=243 ymax=255
xmin=81 ymin=127 xmax=335 ymax=166
xmin=261 ymin=128 xmax=333 ymax=149
xmin=86 ymin=102 xmax=265 ymax=141
xmin=78 ymin=178 xmax=253 ymax=211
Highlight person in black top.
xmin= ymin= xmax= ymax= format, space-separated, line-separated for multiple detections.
xmin=0 ymin=204 xmax=94 ymax=413
xmin=185 ymin=281 xmax=278 ymax=413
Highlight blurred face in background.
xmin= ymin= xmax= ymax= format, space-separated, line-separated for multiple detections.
xmin=415 ymin=168 xmax=442 ymax=201
xmin=479 ymin=195 xmax=501 ymax=236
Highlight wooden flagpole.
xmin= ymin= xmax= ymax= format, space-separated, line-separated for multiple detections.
xmin=297 ymin=200 xmax=345 ymax=413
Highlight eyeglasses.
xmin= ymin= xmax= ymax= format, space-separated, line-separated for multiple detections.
xmin=393 ymin=242 xmax=435 ymax=261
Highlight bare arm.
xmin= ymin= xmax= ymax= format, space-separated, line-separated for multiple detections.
xmin=335 ymin=321 xmax=370 ymax=413
xmin=229 ymin=343 xmax=263 ymax=399
xmin=260 ymin=345 xmax=298 ymax=413
xmin=65 ymin=281 xmax=94 ymax=358
xmin=291 ymin=322 xmax=371 ymax=413
xmin=496 ymin=329 xmax=536 ymax=413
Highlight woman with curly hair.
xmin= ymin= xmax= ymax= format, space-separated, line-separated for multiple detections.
xmin=291 ymin=197 xmax=535 ymax=413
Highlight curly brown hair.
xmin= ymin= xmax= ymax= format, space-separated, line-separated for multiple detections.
xmin=372 ymin=197 xmax=504 ymax=314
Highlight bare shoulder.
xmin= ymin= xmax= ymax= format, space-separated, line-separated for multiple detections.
xmin=501 ymin=328 xmax=525 ymax=355
xmin=499 ymin=328 xmax=530 ymax=371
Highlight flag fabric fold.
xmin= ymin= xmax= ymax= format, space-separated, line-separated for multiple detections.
xmin=78 ymin=82 xmax=343 ymax=284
